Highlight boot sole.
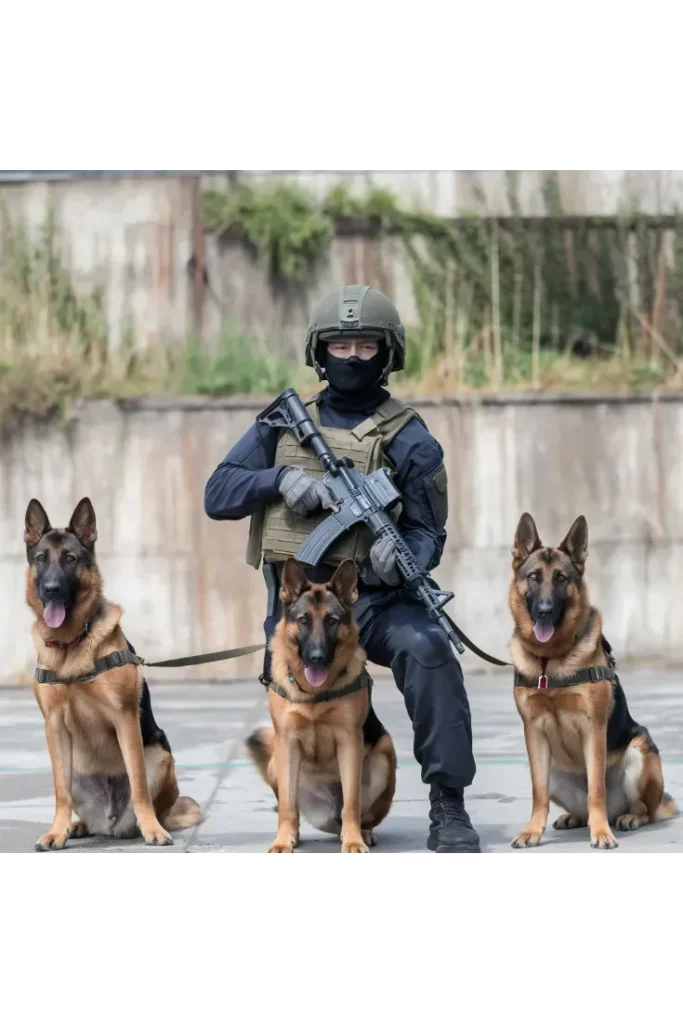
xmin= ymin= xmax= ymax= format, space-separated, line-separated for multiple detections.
xmin=427 ymin=835 xmax=481 ymax=853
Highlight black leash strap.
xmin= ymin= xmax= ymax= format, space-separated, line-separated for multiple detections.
xmin=141 ymin=643 xmax=265 ymax=669
xmin=443 ymin=611 xmax=510 ymax=667
xmin=35 ymin=643 xmax=265 ymax=685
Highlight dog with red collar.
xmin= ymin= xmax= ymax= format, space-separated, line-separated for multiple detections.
xmin=508 ymin=512 xmax=677 ymax=850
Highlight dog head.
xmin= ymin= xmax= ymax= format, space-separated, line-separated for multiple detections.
xmin=278 ymin=558 xmax=359 ymax=688
xmin=25 ymin=497 xmax=100 ymax=630
xmin=509 ymin=513 xmax=589 ymax=651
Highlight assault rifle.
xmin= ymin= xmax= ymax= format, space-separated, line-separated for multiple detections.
xmin=257 ymin=388 xmax=508 ymax=667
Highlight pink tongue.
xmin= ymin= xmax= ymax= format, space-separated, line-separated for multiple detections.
xmin=44 ymin=601 xmax=66 ymax=629
xmin=304 ymin=666 xmax=328 ymax=688
xmin=533 ymin=621 xmax=555 ymax=643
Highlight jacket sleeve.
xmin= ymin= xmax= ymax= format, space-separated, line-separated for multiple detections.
xmin=385 ymin=422 xmax=449 ymax=572
xmin=204 ymin=421 xmax=286 ymax=520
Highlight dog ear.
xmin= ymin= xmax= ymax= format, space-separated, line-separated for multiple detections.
xmin=280 ymin=558 xmax=309 ymax=605
xmin=67 ymin=497 xmax=98 ymax=550
xmin=558 ymin=515 xmax=588 ymax=572
xmin=512 ymin=512 xmax=543 ymax=569
xmin=24 ymin=499 xmax=52 ymax=550
xmin=329 ymin=559 xmax=359 ymax=608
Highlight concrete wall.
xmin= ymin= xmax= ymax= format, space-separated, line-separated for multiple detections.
xmin=0 ymin=176 xmax=200 ymax=352
xmin=213 ymin=170 xmax=683 ymax=218
xmin=2 ymin=392 xmax=682 ymax=685
xmin=4 ymin=171 xmax=683 ymax=361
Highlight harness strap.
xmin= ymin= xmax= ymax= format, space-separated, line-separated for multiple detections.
xmin=513 ymin=665 xmax=618 ymax=689
xmin=35 ymin=649 xmax=143 ymax=685
xmin=268 ymin=667 xmax=372 ymax=704
xmin=34 ymin=642 xmax=266 ymax=685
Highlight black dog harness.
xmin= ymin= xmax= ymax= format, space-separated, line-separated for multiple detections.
xmin=35 ymin=649 xmax=143 ymax=685
xmin=514 ymin=663 xmax=617 ymax=690
xmin=514 ymin=636 xmax=618 ymax=691
xmin=34 ymin=642 xmax=266 ymax=685
xmin=268 ymin=666 xmax=372 ymax=704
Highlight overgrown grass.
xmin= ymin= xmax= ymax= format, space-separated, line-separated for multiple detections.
xmin=2 ymin=197 xmax=683 ymax=436
xmin=202 ymin=174 xmax=683 ymax=394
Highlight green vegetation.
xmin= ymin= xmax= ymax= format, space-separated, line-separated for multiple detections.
xmin=202 ymin=174 xmax=683 ymax=395
xmin=1 ymin=174 xmax=683 ymax=432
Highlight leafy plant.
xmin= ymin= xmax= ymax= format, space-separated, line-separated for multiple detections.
xmin=202 ymin=182 xmax=332 ymax=282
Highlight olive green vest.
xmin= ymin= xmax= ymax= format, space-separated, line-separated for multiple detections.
xmin=246 ymin=392 xmax=425 ymax=569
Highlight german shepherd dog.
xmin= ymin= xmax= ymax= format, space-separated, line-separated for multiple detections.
xmin=25 ymin=496 xmax=203 ymax=851
xmin=246 ymin=558 xmax=397 ymax=853
xmin=509 ymin=512 xmax=677 ymax=850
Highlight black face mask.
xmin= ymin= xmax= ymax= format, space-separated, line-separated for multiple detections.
xmin=324 ymin=350 xmax=387 ymax=396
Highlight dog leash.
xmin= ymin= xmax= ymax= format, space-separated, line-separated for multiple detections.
xmin=442 ymin=610 xmax=510 ymax=667
xmin=35 ymin=642 xmax=265 ymax=685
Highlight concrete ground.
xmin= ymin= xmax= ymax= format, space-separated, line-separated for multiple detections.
xmin=2 ymin=671 xmax=682 ymax=853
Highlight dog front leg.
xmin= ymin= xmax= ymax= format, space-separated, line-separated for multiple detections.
xmin=35 ymin=711 xmax=74 ymax=851
xmin=584 ymin=725 xmax=618 ymax=849
xmin=336 ymin=729 xmax=367 ymax=853
xmin=512 ymin=724 xmax=551 ymax=848
xmin=268 ymin=732 xmax=301 ymax=852
xmin=115 ymin=712 xmax=173 ymax=846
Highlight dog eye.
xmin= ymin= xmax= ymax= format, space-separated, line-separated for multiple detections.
xmin=556 ymin=573 xmax=567 ymax=583
xmin=34 ymin=551 xmax=46 ymax=562
xmin=528 ymin=571 xmax=541 ymax=582
xmin=297 ymin=614 xmax=309 ymax=626
xmin=325 ymin=615 xmax=339 ymax=626
xmin=64 ymin=553 xmax=77 ymax=564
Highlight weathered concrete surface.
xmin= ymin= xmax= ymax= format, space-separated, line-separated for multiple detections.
xmin=231 ymin=170 xmax=683 ymax=219
xmin=5 ymin=171 xmax=683 ymax=360
xmin=2 ymin=671 xmax=682 ymax=854
xmin=2 ymin=394 xmax=683 ymax=683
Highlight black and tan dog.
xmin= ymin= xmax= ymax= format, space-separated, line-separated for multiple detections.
xmin=509 ymin=511 xmax=677 ymax=850
xmin=246 ymin=558 xmax=397 ymax=853
xmin=25 ymin=496 xmax=202 ymax=851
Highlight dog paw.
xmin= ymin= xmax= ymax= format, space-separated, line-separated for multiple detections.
xmin=143 ymin=825 xmax=174 ymax=846
xmin=34 ymin=830 xmax=70 ymax=851
xmin=342 ymin=837 xmax=369 ymax=853
xmin=68 ymin=822 xmax=90 ymax=839
xmin=553 ymin=814 xmax=587 ymax=830
xmin=590 ymin=829 xmax=618 ymax=849
xmin=615 ymin=813 xmax=643 ymax=832
xmin=361 ymin=830 xmax=377 ymax=848
xmin=511 ymin=829 xmax=543 ymax=848
xmin=267 ymin=836 xmax=298 ymax=853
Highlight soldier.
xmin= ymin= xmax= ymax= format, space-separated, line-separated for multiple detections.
xmin=204 ymin=286 xmax=480 ymax=852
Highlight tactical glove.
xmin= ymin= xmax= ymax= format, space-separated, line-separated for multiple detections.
xmin=369 ymin=533 xmax=401 ymax=587
xmin=277 ymin=468 xmax=337 ymax=517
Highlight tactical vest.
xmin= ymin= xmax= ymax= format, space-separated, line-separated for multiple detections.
xmin=246 ymin=392 xmax=425 ymax=569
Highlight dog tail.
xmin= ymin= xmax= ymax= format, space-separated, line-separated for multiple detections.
xmin=161 ymin=795 xmax=204 ymax=831
xmin=654 ymin=792 xmax=679 ymax=822
xmin=246 ymin=726 xmax=275 ymax=783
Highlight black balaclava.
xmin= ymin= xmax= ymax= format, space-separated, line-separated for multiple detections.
xmin=319 ymin=338 xmax=390 ymax=413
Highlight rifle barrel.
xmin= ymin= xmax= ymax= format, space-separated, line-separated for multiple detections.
xmin=281 ymin=392 xmax=338 ymax=467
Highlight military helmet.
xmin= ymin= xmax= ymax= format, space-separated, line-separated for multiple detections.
xmin=305 ymin=285 xmax=406 ymax=382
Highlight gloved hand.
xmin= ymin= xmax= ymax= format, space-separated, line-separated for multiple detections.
xmin=277 ymin=468 xmax=338 ymax=517
xmin=369 ymin=533 xmax=401 ymax=587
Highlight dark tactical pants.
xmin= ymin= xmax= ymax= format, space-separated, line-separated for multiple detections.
xmin=261 ymin=563 xmax=476 ymax=791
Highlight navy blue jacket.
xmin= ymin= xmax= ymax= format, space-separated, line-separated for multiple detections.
xmin=204 ymin=388 xmax=448 ymax=616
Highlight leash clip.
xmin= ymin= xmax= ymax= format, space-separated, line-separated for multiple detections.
xmin=538 ymin=673 xmax=548 ymax=689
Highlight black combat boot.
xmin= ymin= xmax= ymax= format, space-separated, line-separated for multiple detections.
xmin=427 ymin=783 xmax=481 ymax=853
